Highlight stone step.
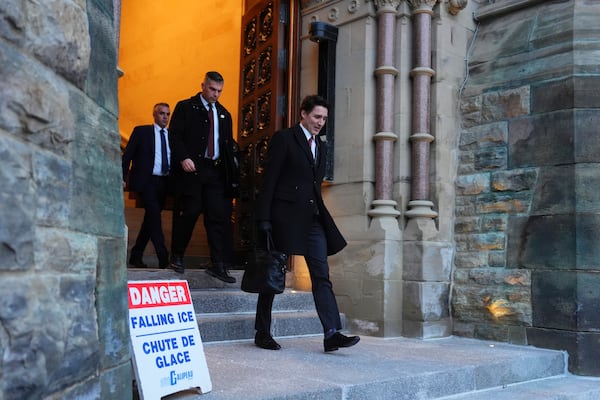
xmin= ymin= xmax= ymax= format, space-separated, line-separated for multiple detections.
xmin=436 ymin=375 xmax=600 ymax=400
xmin=197 ymin=310 xmax=323 ymax=343
xmin=190 ymin=289 xmax=316 ymax=314
xmin=159 ymin=336 xmax=600 ymax=400
xmin=127 ymin=268 xmax=244 ymax=290
xmin=192 ymin=289 xmax=325 ymax=342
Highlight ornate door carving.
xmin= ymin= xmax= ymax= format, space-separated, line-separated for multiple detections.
xmin=235 ymin=0 xmax=290 ymax=257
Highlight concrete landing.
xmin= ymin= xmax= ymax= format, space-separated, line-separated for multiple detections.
xmin=157 ymin=336 xmax=600 ymax=400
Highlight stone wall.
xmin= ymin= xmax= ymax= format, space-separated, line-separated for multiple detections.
xmin=453 ymin=0 xmax=600 ymax=376
xmin=0 ymin=0 xmax=131 ymax=398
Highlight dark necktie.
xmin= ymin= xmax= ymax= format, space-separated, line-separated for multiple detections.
xmin=207 ymin=104 xmax=214 ymax=159
xmin=308 ymin=136 xmax=315 ymax=161
xmin=160 ymin=128 xmax=169 ymax=175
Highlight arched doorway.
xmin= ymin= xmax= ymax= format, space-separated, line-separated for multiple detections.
xmin=118 ymin=0 xmax=296 ymax=267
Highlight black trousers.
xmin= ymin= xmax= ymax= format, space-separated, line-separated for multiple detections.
xmin=130 ymin=176 xmax=169 ymax=262
xmin=255 ymin=220 xmax=343 ymax=335
xmin=171 ymin=164 xmax=234 ymax=264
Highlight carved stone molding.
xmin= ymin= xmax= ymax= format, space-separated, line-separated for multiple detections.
xmin=407 ymin=0 xmax=438 ymax=13
xmin=373 ymin=0 xmax=402 ymax=13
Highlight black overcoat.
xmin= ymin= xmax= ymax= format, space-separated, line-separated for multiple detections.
xmin=168 ymin=93 xmax=239 ymax=197
xmin=256 ymin=125 xmax=346 ymax=256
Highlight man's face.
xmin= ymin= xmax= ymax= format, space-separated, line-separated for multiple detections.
xmin=153 ymin=105 xmax=170 ymax=128
xmin=301 ymin=105 xmax=328 ymax=136
xmin=201 ymin=79 xmax=224 ymax=104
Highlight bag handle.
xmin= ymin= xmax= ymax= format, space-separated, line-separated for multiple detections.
xmin=265 ymin=231 xmax=276 ymax=253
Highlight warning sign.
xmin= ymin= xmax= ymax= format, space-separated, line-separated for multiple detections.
xmin=128 ymin=280 xmax=211 ymax=399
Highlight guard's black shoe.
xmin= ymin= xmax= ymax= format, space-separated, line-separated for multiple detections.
xmin=254 ymin=332 xmax=281 ymax=350
xmin=158 ymin=254 xmax=169 ymax=269
xmin=324 ymin=332 xmax=360 ymax=352
xmin=205 ymin=263 xmax=236 ymax=283
xmin=169 ymin=255 xmax=185 ymax=274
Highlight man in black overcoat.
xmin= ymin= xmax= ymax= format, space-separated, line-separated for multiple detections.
xmin=168 ymin=71 xmax=239 ymax=280
xmin=254 ymin=95 xmax=360 ymax=352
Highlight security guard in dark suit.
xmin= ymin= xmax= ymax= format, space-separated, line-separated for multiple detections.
xmin=122 ymin=103 xmax=171 ymax=268
xmin=168 ymin=71 xmax=239 ymax=279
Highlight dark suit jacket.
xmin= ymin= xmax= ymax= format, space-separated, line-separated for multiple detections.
xmin=168 ymin=92 xmax=239 ymax=197
xmin=122 ymin=124 xmax=160 ymax=192
xmin=256 ymin=124 xmax=346 ymax=256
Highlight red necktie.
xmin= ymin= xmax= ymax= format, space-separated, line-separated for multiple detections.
xmin=207 ymin=103 xmax=214 ymax=159
xmin=308 ymin=136 xmax=315 ymax=160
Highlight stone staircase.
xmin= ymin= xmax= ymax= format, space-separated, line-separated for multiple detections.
xmin=127 ymin=268 xmax=325 ymax=343
xmin=127 ymin=268 xmax=600 ymax=400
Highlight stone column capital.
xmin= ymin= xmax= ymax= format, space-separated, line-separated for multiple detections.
xmin=407 ymin=0 xmax=438 ymax=13
xmin=373 ymin=0 xmax=402 ymax=13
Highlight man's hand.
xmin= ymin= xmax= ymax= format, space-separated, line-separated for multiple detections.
xmin=181 ymin=158 xmax=196 ymax=172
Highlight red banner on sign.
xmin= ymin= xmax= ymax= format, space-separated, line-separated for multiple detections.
xmin=128 ymin=281 xmax=192 ymax=309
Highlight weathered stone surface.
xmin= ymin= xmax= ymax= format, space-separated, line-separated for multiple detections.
xmin=574 ymin=110 xmax=600 ymax=163
xmin=456 ymin=173 xmax=490 ymax=195
xmin=509 ymin=111 xmax=575 ymax=168
xmin=0 ymin=136 xmax=35 ymax=270
xmin=482 ymin=86 xmax=530 ymax=123
xmin=460 ymin=121 xmax=508 ymax=150
xmin=455 ymin=216 xmax=481 ymax=234
xmin=0 ymin=0 xmax=90 ymax=88
xmin=403 ymin=241 xmax=453 ymax=281
xmin=519 ymin=214 xmax=576 ymax=269
xmin=0 ymin=41 xmax=74 ymax=156
xmin=491 ymin=168 xmax=537 ymax=192
xmin=476 ymin=191 xmax=531 ymax=214
xmin=85 ymin=0 xmax=118 ymax=114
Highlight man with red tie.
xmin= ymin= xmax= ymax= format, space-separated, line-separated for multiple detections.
xmin=122 ymin=103 xmax=171 ymax=268
xmin=168 ymin=71 xmax=239 ymax=279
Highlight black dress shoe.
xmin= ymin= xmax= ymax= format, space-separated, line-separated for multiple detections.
xmin=254 ymin=332 xmax=281 ymax=350
xmin=158 ymin=254 xmax=169 ymax=269
xmin=324 ymin=332 xmax=360 ymax=352
xmin=205 ymin=263 xmax=236 ymax=283
xmin=169 ymin=255 xmax=185 ymax=274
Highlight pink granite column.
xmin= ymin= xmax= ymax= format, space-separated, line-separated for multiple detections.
xmin=405 ymin=0 xmax=438 ymax=219
xmin=369 ymin=0 xmax=402 ymax=218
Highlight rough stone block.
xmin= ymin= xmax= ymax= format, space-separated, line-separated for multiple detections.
xmin=491 ymin=168 xmax=538 ymax=192
xmin=455 ymin=216 xmax=481 ymax=234
xmin=533 ymin=270 xmax=600 ymax=331
xmin=403 ymin=241 xmax=453 ymax=281
xmin=530 ymin=165 xmax=575 ymax=215
xmin=0 ymin=139 xmax=35 ymax=270
xmin=460 ymin=121 xmax=508 ymax=150
xmin=403 ymin=281 xmax=450 ymax=321
xmin=482 ymin=85 xmax=530 ymax=122
xmin=475 ymin=146 xmax=507 ymax=170
xmin=476 ymin=191 xmax=531 ymax=214
xmin=520 ymin=215 xmax=575 ymax=269
xmin=456 ymin=173 xmax=490 ymax=195
xmin=527 ymin=328 xmax=600 ymax=376
xmin=509 ymin=111 xmax=575 ymax=168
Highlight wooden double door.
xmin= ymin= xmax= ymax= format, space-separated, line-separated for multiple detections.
xmin=234 ymin=0 xmax=296 ymax=260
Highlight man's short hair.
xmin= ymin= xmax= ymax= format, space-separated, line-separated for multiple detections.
xmin=153 ymin=102 xmax=169 ymax=111
xmin=300 ymin=95 xmax=329 ymax=114
xmin=205 ymin=71 xmax=224 ymax=83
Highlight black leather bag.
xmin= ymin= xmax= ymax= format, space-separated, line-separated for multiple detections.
xmin=241 ymin=233 xmax=288 ymax=294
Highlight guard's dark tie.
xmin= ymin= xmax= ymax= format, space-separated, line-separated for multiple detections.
xmin=160 ymin=128 xmax=169 ymax=175
xmin=207 ymin=103 xmax=215 ymax=159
